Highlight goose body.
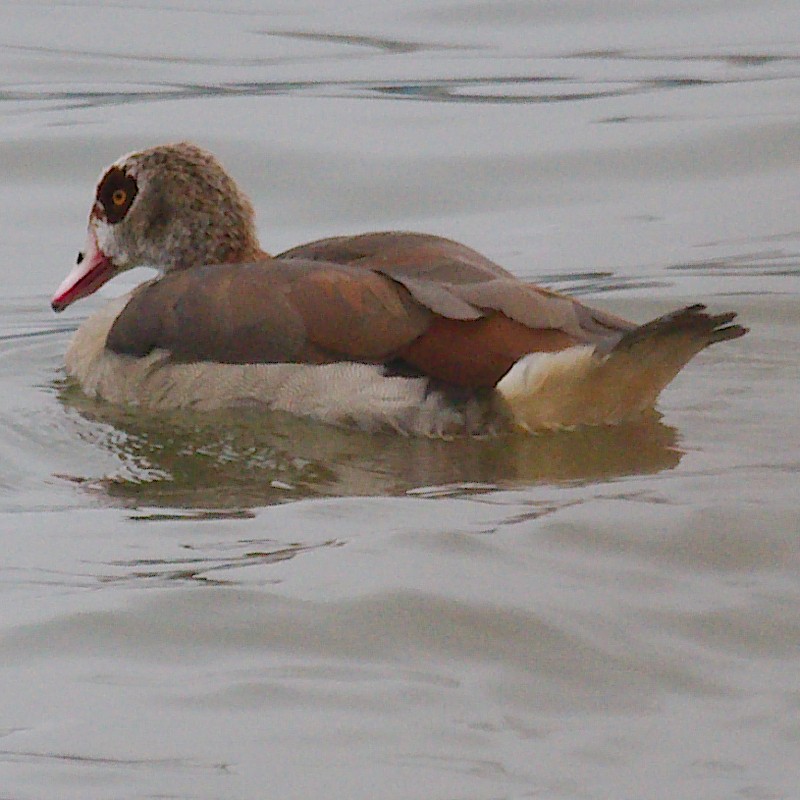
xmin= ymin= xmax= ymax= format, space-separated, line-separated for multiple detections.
xmin=52 ymin=143 xmax=746 ymax=435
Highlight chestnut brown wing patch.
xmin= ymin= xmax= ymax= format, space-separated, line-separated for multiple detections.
xmin=398 ymin=315 xmax=580 ymax=388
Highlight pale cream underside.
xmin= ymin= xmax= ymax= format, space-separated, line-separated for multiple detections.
xmin=65 ymin=294 xmax=671 ymax=436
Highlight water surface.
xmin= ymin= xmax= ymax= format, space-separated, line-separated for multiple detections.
xmin=1 ymin=2 xmax=799 ymax=798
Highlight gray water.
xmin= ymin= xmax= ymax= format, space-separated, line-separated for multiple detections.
xmin=2 ymin=2 xmax=799 ymax=798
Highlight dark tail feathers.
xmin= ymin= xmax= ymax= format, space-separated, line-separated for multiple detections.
xmin=613 ymin=304 xmax=747 ymax=353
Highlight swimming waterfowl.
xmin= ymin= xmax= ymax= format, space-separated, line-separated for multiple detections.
xmin=51 ymin=142 xmax=747 ymax=435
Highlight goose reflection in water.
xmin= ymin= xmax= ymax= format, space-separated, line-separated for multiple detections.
xmin=58 ymin=382 xmax=682 ymax=510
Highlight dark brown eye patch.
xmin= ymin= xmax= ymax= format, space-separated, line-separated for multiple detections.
xmin=96 ymin=167 xmax=138 ymax=224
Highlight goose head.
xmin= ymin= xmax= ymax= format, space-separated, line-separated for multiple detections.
xmin=51 ymin=142 xmax=262 ymax=312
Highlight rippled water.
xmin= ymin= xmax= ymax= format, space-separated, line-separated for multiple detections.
xmin=2 ymin=2 xmax=800 ymax=798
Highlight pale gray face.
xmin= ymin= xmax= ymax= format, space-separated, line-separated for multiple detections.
xmin=51 ymin=142 xmax=259 ymax=312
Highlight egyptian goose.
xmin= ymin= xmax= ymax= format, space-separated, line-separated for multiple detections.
xmin=51 ymin=142 xmax=746 ymax=436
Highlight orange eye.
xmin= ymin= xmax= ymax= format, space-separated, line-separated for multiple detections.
xmin=97 ymin=167 xmax=138 ymax=224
